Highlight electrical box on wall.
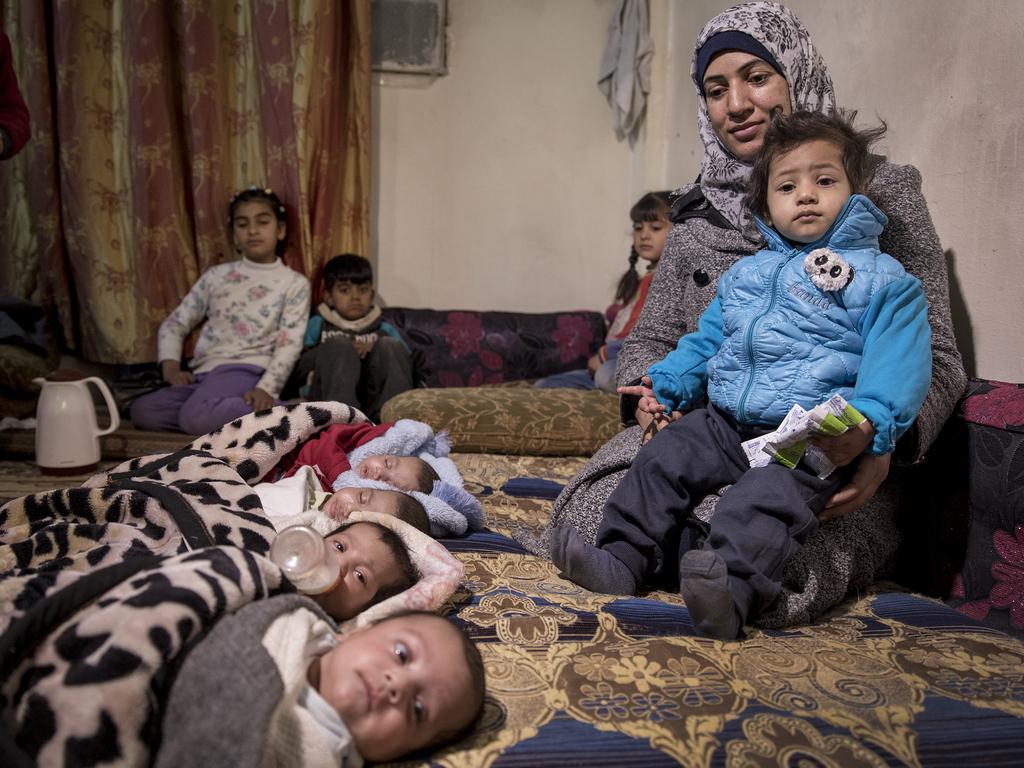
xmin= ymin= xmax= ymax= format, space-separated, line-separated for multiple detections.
xmin=371 ymin=0 xmax=447 ymax=76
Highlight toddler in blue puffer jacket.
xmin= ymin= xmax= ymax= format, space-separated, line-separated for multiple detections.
xmin=551 ymin=110 xmax=932 ymax=639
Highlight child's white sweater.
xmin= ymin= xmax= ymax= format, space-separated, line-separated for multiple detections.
xmin=157 ymin=257 xmax=310 ymax=397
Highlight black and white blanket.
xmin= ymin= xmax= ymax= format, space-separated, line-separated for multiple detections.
xmin=0 ymin=402 xmax=366 ymax=634
xmin=0 ymin=545 xmax=299 ymax=765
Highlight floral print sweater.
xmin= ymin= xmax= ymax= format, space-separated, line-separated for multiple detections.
xmin=157 ymin=257 xmax=310 ymax=398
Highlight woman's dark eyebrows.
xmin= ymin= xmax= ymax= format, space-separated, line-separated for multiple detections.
xmin=702 ymin=56 xmax=765 ymax=87
xmin=736 ymin=57 xmax=769 ymax=75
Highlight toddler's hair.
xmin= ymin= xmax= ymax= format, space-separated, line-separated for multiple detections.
xmin=745 ymin=109 xmax=887 ymax=219
xmin=615 ymin=191 xmax=672 ymax=305
xmin=323 ymin=253 xmax=374 ymax=289
xmin=413 ymin=458 xmax=440 ymax=494
xmin=374 ymin=610 xmax=486 ymax=751
xmin=228 ymin=186 xmax=288 ymax=255
xmin=395 ymin=493 xmax=431 ymax=535
xmin=327 ymin=520 xmax=420 ymax=604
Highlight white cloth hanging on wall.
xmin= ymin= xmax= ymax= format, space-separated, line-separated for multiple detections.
xmin=597 ymin=0 xmax=653 ymax=142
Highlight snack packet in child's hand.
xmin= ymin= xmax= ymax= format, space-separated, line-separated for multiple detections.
xmin=742 ymin=395 xmax=866 ymax=478
xmin=742 ymin=404 xmax=807 ymax=469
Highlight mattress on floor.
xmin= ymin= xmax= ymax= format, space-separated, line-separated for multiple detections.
xmin=431 ymin=453 xmax=1024 ymax=767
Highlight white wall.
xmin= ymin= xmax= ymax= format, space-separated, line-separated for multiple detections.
xmin=374 ymin=0 xmax=1024 ymax=381
xmin=373 ymin=0 xmax=637 ymax=315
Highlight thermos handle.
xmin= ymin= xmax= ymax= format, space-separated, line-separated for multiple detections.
xmin=84 ymin=376 xmax=122 ymax=436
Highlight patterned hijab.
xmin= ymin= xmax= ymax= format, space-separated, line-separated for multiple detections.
xmin=690 ymin=2 xmax=835 ymax=238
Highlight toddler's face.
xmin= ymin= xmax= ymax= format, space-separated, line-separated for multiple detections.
xmin=313 ymin=522 xmax=403 ymax=619
xmin=357 ymin=455 xmax=430 ymax=492
xmin=323 ymin=487 xmax=407 ymax=522
xmin=327 ymin=280 xmax=374 ymax=321
xmin=315 ymin=613 xmax=476 ymax=762
xmin=765 ymin=138 xmax=853 ymax=244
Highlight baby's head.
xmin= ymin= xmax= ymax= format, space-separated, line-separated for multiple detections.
xmin=357 ymin=454 xmax=439 ymax=493
xmin=746 ymin=109 xmax=886 ymax=244
xmin=323 ymin=486 xmax=430 ymax=534
xmin=312 ymin=521 xmax=420 ymax=619
xmin=323 ymin=253 xmax=376 ymax=321
xmin=310 ymin=611 xmax=485 ymax=762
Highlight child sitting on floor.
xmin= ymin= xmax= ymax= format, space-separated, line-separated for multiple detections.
xmin=551 ymin=110 xmax=932 ymax=639
xmin=294 ymin=253 xmax=414 ymax=421
xmin=535 ymin=191 xmax=671 ymax=391
xmin=131 ymin=186 xmax=310 ymax=434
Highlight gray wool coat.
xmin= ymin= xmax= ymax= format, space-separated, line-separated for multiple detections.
xmin=531 ymin=160 xmax=967 ymax=628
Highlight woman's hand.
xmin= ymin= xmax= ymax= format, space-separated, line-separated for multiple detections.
xmin=811 ymin=419 xmax=874 ymax=468
xmin=586 ymin=353 xmax=601 ymax=375
xmin=160 ymin=360 xmax=194 ymax=387
xmin=819 ymin=452 xmax=891 ymax=522
xmin=638 ymin=411 xmax=682 ymax=444
xmin=243 ymin=387 xmax=275 ymax=412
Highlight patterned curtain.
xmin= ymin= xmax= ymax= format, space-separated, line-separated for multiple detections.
xmin=0 ymin=0 xmax=370 ymax=363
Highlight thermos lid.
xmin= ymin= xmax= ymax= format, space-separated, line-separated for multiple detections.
xmin=45 ymin=369 xmax=87 ymax=382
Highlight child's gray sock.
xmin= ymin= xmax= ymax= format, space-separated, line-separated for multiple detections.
xmin=550 ymin=525 xmax=637 ymax=595
xmin=679 ymin=550 xmax=742 ymax=640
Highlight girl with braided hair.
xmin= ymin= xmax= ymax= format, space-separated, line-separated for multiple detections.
xmin=535 ymin=190 xmax=671 ymax=391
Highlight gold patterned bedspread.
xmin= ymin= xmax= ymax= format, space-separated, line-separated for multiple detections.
xmin=410 ymin=454 xmax=1024 ymax=768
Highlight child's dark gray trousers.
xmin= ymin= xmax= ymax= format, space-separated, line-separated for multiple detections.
xmin=596 ymin=404 xmax=842 ymax=623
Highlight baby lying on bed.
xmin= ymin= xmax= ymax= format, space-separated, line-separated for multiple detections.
xmin=161 ymin=598 xmax=487 ymax=767
xmin=304 ymin=610 xmax=486 ymax=763
xmin=266 ymin=418 xmax=484 ymax=537
xmin=2 ymin=540 xmax=482 ymax=767
xmin=309 ymin=520 xmax=421 ymax=620
xmin=257 ymin=466 xmax=432 ymax=534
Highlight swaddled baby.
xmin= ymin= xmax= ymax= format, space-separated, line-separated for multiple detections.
xmin=159 ymin=597 xmax=485 ymax=767
xmin=262 ymin=419 xmax=484 ymax=537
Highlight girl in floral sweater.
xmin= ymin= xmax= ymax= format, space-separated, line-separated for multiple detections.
xmin=131 ymin=187 xmax=310 ymax=434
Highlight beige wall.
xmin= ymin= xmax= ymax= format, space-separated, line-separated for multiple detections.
xmin=373 ymin=0 xmax=1024 ymax=381
xmin=373 ymin=0 xmax=638 ymax=316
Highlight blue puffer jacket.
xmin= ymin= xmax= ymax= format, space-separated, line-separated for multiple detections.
xmin=647 ymin=194 xmax=932 ymax=455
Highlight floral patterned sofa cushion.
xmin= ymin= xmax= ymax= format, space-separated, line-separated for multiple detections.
xmin=380 ymin=308 xmax=606 ymax=387
xmin=381 ymin=386 xmax=621 ymax=456
xmin=943 ymin=379 xmax=1024 ymax=636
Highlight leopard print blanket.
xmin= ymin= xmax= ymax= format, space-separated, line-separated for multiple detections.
xmin=0 ymin=545 xmax=292 ymax=765
xmin=0 ymin=401 xmax=366 ymax=635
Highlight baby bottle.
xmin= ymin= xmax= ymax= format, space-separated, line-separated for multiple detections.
xmin=269 ymin=525 xmax=341 ymax=595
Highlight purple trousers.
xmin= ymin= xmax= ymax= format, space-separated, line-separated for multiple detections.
xmin=130 ymin=363 xmax=278 ymax=435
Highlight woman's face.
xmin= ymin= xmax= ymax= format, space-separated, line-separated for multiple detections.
xmin=702 ymin=51 xmax=791 ymax=163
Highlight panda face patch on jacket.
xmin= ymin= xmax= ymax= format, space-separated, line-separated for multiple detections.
xmin=804 ymin=248 xmax=854 ymax=292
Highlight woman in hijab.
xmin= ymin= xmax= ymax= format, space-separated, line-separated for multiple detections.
xmin=538 ymin=2 xmax=965 ymax=629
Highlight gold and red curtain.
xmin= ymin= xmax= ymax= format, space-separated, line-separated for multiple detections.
xmin=0 ymin=0 xmax=370 ymax=362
